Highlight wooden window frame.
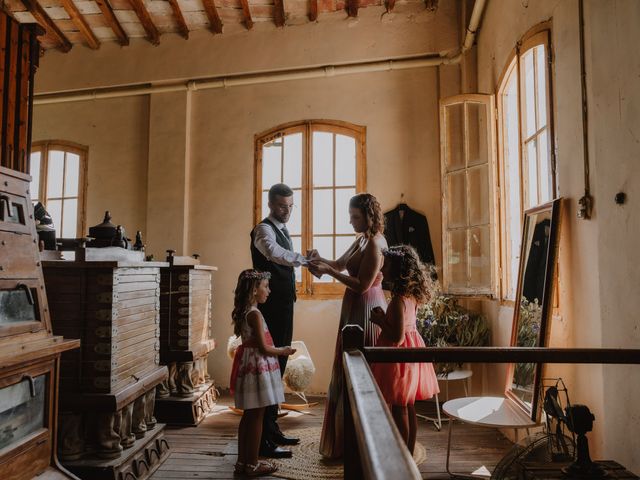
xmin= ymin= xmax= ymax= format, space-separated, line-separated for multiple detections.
xmin=496 ymin=23 xmax=557 ymax=303
xmin=30 ymin=140 xmax=88 ymax=238
xmin=255 ymin=120 xmax=366 ymax=300
xmin=439 ymin=94 xmax=499 ymax=297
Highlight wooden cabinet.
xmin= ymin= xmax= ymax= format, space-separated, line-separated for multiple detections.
xmin=0 ymin=167 xmax=79 ymax=480
xmin=155 ymin=258 xmax=218 ymax=426
xmin=42 ymin=261 xmax=170 ymax=480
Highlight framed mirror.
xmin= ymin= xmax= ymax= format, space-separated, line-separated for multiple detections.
xmin=505 ymin=198 xmax=562 ymax=421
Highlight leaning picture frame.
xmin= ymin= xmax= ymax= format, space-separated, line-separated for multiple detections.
xmin=505 ymin=198 xmax=562 ymax=421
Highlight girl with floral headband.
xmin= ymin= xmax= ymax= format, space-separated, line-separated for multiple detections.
xmin=369 ymin=245 xmax=440 ymax=454
xmin=230 ymin=269 xmax=296 ymax=477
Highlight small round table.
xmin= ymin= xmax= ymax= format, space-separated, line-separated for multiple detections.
xmin=419 ymin=369 xmax=473 ymax=431
xmin=442 ymin=396 xmax=539 ymax=478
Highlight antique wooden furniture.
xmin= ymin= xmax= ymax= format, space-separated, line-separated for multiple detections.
xmin=0 ymin=166 xmax=80 ymax=480
xmin=42 ymin=259 xmax=170 ymax=480
xmin=155 ymin=251 xmax=217 ymax=426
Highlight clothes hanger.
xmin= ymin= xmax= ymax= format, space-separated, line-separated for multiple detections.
xmin=397 ymin=193 xmax=407 ymax=211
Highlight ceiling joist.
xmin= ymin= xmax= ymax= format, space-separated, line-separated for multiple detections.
xmin=94 ymin=0 xmax=129 ymax=46
xmin=20 ymin=0 xmax=72 ymax=52
xmin=273 ymin=0 xmax=285 ymax=27
xmin=346 ymin=0 xmax=358 ymax=17
xmin=202 ymin=0 xmax=223 ymax=34
xmin=239 ymin=0 xmax=253 ymax=30
xmin=59 ymin=0 xmax=100 ymax=49
xmin=168 ymin=0 xmax=189 ymax=39
xmin=128 ymin=0 xmax=160 ymax=45
xmin=308 ymin=0 xmax=317 ymax=21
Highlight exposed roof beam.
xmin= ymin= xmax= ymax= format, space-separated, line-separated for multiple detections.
xmin=273 ymin=0 xmax=285 ymax=27
xmin=128 ymin=0 xmax=160 ymax=45
xmin=94 ymin=0 xmax=129 ymax=46
xmin=346 ymin=0 xmax=358 ymax=17
xmin=308 ymin=0 xmax=317 ymax=21
xmin=59 ymin=0 xmax=100 ymax=49
xmin=20 ymin=0 xmax=72 ymax=52
xmin=168 ymin=0 xmax=189 ymax=39
xmin=239 ymin=0 xmax=253 ymax=30
xmin=425 ymin=0 xmax=438 ymax=10
xmin=201 ymin=0 xmax=223 ymax=34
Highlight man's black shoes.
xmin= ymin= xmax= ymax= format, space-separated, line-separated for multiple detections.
xmin=272 ymin=433 xmax=300 ymax=446
xmin=259 ymin=440 xmax=293 ymax=458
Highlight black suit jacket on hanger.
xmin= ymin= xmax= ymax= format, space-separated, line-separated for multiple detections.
xmin=384 ymin=205 xmax=436 ymax=269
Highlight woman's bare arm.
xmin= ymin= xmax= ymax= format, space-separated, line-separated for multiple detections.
xmin=314 ymin=238 xmax=359 ymax=272
xmin=328 ymin=237 xmax=383 ymax=294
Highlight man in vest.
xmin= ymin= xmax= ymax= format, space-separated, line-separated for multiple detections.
xmin=250 ymin=183 xmax=310 ymax=458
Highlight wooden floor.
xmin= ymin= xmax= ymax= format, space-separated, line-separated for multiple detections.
xmin=151 ymin=394 xmax=514 ymax=480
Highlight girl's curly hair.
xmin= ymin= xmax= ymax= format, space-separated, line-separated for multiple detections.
xmin=349 ymin=193 xmax=384 ymax=237
xmin=231 ymin=269 xmax=269 ymax=337
xmin=383 ymin=245 xmax=435 ymax=304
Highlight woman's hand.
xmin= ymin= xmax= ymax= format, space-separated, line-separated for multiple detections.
xmin=370 ymin=306 xmax=385 ymax=326
xmin=309 ymin=261 xmax=333 ymax=276
xmin=280 ymin=346 xmax=297 ymax=356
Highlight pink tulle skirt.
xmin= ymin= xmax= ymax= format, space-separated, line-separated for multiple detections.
xmin=371 ymin=330 xmax=440 ymax=406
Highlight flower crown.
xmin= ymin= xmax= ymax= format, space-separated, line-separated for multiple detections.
xmin=240 ymin=270 xmax=271 ymax=281
xmin=382 ymin=248 xmax=406 ymax=258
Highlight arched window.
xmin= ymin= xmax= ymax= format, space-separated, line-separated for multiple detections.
xmin=255 ymin=120 xmax=366 ymax=298
xmin=29 ymin=141 xmax=88 ymax=238
xmin=497 ymin=25 xmax=556 ymax=301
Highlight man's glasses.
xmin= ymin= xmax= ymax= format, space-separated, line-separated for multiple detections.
xmin=275 ymin=204 xmax=295 ymax=211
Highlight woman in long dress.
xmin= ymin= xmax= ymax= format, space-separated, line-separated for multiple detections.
xmin=309 ymin=193 xmax=387 ymax=459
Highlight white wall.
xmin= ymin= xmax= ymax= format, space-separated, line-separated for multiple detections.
xmin=477 ymin=0 xmax=640 ymax=471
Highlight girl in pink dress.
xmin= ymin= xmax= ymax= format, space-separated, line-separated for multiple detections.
xmin=370 ymin=245 xmax=439 ymax=454
xmin=230 ymin=270 xmax=296 ymax=477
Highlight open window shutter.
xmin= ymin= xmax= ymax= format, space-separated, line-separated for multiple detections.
xmin=440 ymin=94 xmax=498 ymax=296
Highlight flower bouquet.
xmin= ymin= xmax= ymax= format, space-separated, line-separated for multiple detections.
xmin=416 ymin=292 xmax=490 ymax=375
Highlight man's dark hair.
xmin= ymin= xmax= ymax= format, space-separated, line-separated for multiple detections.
xmin=268 ymin=183 xmax=294 ymax=203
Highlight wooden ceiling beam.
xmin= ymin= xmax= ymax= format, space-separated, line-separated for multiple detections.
xmin=239 ymin=0 xmax=253 ymax=30
xmin=128 ymin=0 xmax=160 ymax=45
xmin=346 ymin=0 xmax=358 ymax=17
xmin=168 ymin=0 xmax=189 ymax=39
xmin=273 ymin=0 xmax=285 ymax=27
xmin=59 ymin=0 xmax=100 ymax=49
xmin=94 ymin=0 xmax=129 ymax=46
xmin=308 ymin=0 xmax=317 ymax=21
xmin=20 ymin=0 xmax=72 ymax=52
xmin=201 ymin=0 xmax=223 ymax=34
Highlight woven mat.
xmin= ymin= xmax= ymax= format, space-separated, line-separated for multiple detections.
xmin=272 ymin=426 xmax=427 ymax=480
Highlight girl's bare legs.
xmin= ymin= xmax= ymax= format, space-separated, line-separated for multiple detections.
xmin=407 ymin=404 xmax=417 ymax=454
xmin=391 ymin=405 xmax=410 ymax=447
xmin=242 ymin=407 xmax=265 ymax=466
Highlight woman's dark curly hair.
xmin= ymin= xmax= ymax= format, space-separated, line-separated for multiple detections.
xmin=383 ymin=245 xmax=435 ymax=304
xmin=231 ymin=269 xmax=270 ymax=337
xmin=349 ymin=193 xmax=384 ymax=237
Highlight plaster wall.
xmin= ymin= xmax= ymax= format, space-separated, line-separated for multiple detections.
xmin=477 ymin=0 xmax=640 ymax=471
xmin=32 ymin=5 xmax=459 ymax=394
xmin=32 ymin=97 xmax=150 ymax=238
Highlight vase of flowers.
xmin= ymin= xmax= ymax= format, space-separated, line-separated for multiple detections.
xmin=416 ymin=291 xmax=490 ymax=375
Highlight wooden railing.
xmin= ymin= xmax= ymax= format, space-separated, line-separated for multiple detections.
xmin=341 ymin=324 xmax=640 ymax=480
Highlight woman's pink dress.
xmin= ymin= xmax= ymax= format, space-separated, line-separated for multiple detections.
xmin=319 ymin=240 xmax=387 ymax=459
xmin=371 ymin=296 xmax=440 ymax=406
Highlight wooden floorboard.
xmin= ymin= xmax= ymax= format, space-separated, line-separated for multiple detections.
xmin=150 ymin=393 xmax=514 ymax=479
